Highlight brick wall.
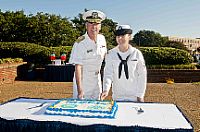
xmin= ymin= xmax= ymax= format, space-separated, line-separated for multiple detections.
xmin=1 ymin=64 xmax=199 ymax=83
xmin=0 ymin=62 xmax=27 ymax=84
xmin=147 ymin=69 xmax=200 ymax=83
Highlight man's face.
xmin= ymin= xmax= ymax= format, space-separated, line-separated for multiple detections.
xmin=86 ymin=22 xmax=101 ymax=37
xmin=116 ymin=34 xmax=131 ymax=45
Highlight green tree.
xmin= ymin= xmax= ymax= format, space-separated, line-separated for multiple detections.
xmin=0 ymin=10 xmax=79 ymax=47
xmin=0 ymin=10 xmax=117 ymax=48
xmin=133 ymin=30 xmax=167 ymax=47
xmin=71 ymin=10 xmax=87 ymax=36
xmin=101 ymin=19 xmax=118 ymax=49
xmin=0 ymin=10 xmax=28 ymax=42
xmin=26 ymin=12 xmax=79 ymax=47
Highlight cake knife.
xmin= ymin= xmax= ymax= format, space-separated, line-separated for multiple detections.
xmin=27 ymin=102 xmax=47 ymax=109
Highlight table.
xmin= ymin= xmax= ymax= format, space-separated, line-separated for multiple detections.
xmin=44 ymin=64 xmax=74 ymax=82
xmin=0 ymin=98 xmax=193 ymax=132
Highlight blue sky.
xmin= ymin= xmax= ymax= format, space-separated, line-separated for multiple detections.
xmin=0 ymin=0 xmax=200 ymax=38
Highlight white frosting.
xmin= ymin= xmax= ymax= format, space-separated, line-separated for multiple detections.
xmin=46 ymin=100 xmax=117 ymax=118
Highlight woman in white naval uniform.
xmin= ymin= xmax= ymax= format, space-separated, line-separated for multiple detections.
xmin=69 ymin=10 xmax=107 ymax=100
xmin=101 ymin=25 xmax=147 ymax=102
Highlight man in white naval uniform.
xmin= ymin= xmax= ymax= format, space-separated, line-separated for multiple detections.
xmin=69 ymin=10 xmax=107 ymax=100
xmin=101 ymin=25 xmax=147 ymax=102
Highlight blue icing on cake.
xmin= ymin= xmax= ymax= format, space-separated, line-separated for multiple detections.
xmin=45 ymin=99 xmax=118 ymax=118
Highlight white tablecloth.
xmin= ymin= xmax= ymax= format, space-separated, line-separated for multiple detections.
xmin=0 ymin=98 xmax=193 ymax=130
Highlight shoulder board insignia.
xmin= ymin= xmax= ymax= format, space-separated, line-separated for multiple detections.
xmin=107 ymin=50 xmax=111 ymax=55
xmin=76 ymin=36 xmax=85 ymax=43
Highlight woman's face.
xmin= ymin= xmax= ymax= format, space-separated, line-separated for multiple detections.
xmin=86 ymin=22 xmax=101 ymax=39
xmin=116 ymin=34 xmax=131 ymax=45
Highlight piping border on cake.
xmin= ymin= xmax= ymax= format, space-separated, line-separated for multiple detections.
xmin=45 ymin=99 xmax=118 ymax=119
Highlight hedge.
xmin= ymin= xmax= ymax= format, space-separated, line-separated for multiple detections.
xmin=0 ymin=42 xmax=72 ymax=64
xmin=147 ymin=64 xmax=196 ymax=69
xmin=0 ymin=42 xmax=193 ymax=66
xmin=139 ymin=47 xmax=193 ymax=65
xmin=0 ymin=58 xmax=23 ymax=64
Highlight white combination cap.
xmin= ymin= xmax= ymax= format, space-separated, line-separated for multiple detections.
xmin=115 ymin=25 xmax=132 ymax=36
xmin=116 ymin=25 xmax=132 ymax=30
xmin=82 ymin=10 xmax=106 ymax=23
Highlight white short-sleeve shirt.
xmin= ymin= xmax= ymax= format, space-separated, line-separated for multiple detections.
xmin=69 ymin=33 xmax=107 ymax=99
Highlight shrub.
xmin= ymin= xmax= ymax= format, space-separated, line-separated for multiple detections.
xmin=0 ymin=42 xmax=72 ymax=64
xmin=0 ymin=58 xmax=23 ymax=64
xmin=147 ymin=64 xmax=196 ymax=69
xmin=0 ymin=42 xmax=193 ymax=67
xmin=139 ymin=47 xmax=193 ymax=65
xmin=0 ymin=42 xmax=50 ymax=64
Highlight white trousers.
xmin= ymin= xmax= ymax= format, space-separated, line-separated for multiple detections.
xmin=72 ymin=72 xmax=102 ymax=100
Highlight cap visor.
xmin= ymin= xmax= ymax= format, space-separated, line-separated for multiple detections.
xmin=115 ymin=29 xmax=132 ymax=36
xmin=86 ymin=18 xmax=102 ymax=23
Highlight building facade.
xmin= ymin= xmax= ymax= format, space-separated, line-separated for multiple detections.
xmin=168 ymin=36 xmax=200 ymax=52
xmin=168 ymin=36 xmax=200 ymax=63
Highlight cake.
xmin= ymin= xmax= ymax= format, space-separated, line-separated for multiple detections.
xmin=45 ymin=99 xmax=118 ymax=118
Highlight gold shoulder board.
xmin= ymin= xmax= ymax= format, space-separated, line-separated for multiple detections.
xmin=76 ymin=36 xmax=85 ymax=43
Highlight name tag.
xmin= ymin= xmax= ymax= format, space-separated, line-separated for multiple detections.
xmin=131 ymin=59 xmax=137 ymax=61
xmin=87 ymin=49 xmax=93 ymax=53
